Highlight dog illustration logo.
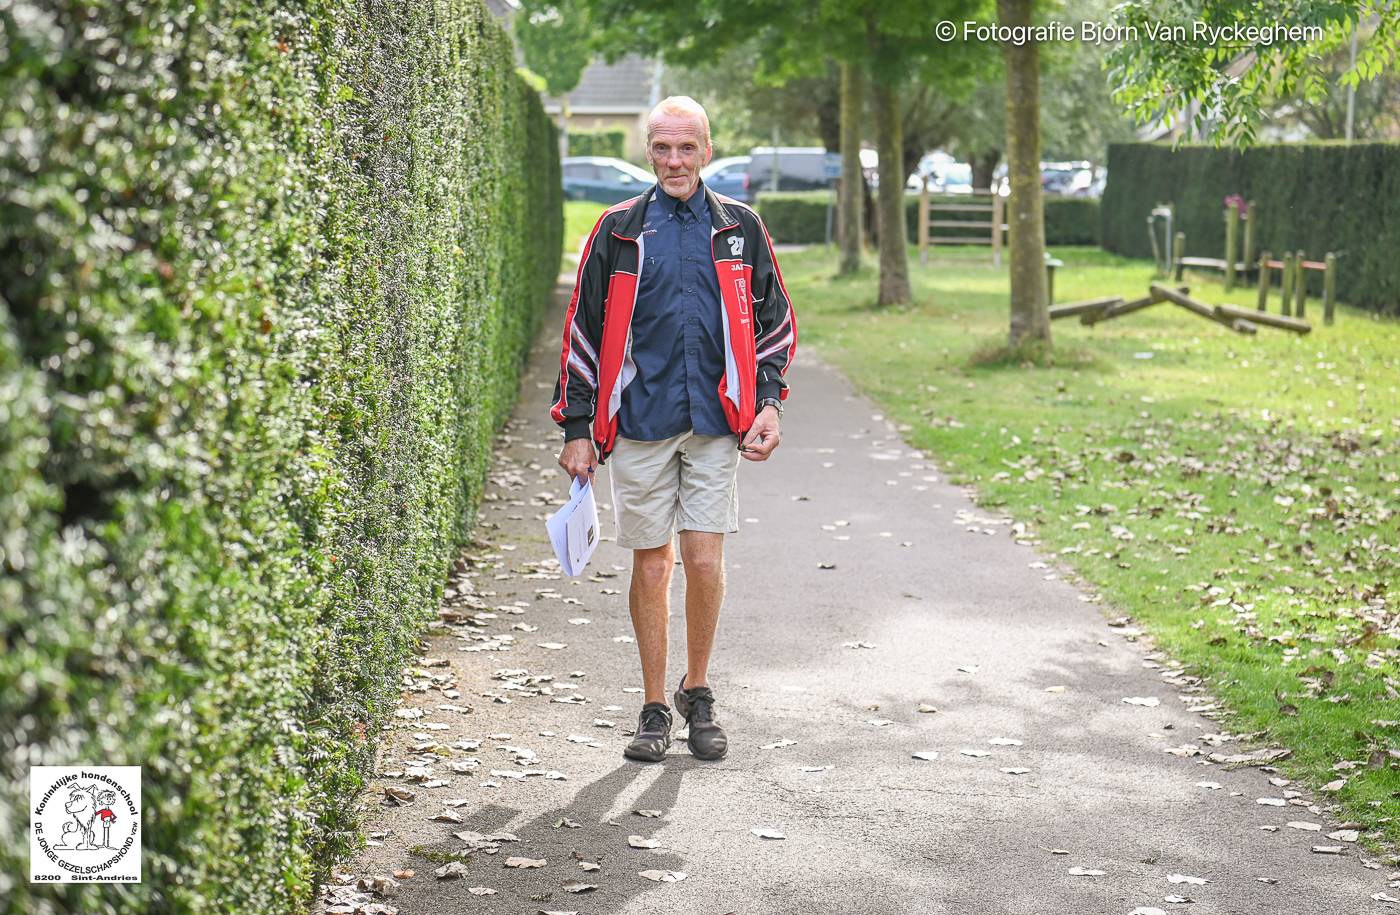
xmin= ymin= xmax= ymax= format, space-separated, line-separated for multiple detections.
xmin=31 ymin=766 xmax=142 ymax=883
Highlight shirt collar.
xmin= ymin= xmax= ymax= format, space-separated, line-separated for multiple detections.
xmin=650 ymin=178 xmax=708 ymax=221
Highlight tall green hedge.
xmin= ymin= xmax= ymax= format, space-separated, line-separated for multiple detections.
xmin=568 ymin=128 xmax=627 ymax=159
xmin=1101 ymin=141 xmax=1400 ymax=315
xmin=754 ymin=191 xmax=1100 ymax=247
xmin=0 ymin=2 xmax=561 ymax=912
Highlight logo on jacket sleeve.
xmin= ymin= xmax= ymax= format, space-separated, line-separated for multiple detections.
xmin=728 ymin=236 xmax=744 ymax=257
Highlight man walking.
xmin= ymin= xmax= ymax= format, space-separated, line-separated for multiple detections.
xmin=551 ymin=96 xmax=796 ymax=762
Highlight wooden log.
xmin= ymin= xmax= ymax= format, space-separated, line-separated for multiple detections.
xmin=1224 ymin=199 xmax=1240 ymax=289
xmin=1050 ymin=296 xmax=1124 ymax=320
xmin=1242 ymin=200 xmax=1256 ymax=268
xmin=1173 ymin=231 xmax=1186 ymax=281
xmin=1179 ymin=256 xmax=1228 ymax=269
xmin=1280 ymin=252 xmax=1294 ymax=317
xmin=1323 ymin=252 xmax=1337 ymax=326
xmin=1081 ymin=285 xmax=1188 ymax=325
xmin=1293 ymin=248 xmax=1307 ymax=318
xmin=1213 ymin=302 xmax=1312 ymax=334
xmin=1148 ymin=283 xmax=1240 ymax=330
xmin=1256 ymin=251 xmax=1270 ymax=311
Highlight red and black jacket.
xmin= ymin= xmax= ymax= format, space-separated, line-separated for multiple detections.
xmin=550 ymin=183 xmax=796 ymax=463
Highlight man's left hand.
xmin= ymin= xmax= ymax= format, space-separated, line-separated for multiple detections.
xmin=740 ymin=405 xmax=781 ymax=461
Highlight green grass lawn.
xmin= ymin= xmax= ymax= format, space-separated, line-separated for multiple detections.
xmin=786 ymin=243 xmax=1400 ymax=856
xmin=560 ymin=202 xmax=1399 ymax=856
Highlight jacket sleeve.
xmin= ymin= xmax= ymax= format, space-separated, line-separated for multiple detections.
xmin=550 ymin=213 xmax=610 ymax=441
xmin=749 ymin=214 xmax=796 ymax=405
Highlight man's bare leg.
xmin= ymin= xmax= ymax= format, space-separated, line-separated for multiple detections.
xmin=630 ymin=540 xmax=675 ymax=705
xmin=677 ymin=530 xmax=725 ymax=690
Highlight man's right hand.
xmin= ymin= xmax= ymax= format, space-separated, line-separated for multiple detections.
xmin=558 ymin=437 xmax=598 ymax=487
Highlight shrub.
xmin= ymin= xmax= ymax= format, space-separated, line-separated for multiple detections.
xmin=568 ymin=128 xmax=627 ymax=159
xmin=0 ymin=1 xmax=561 ymax=912
xmin=755 ymin=191 xmax=1099 ymax=246
xmin=1101 ymin=141 xmax=1400 ymax=315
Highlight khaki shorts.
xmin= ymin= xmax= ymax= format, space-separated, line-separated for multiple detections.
xmin=607 ymin=429 xmax=740 ymax=549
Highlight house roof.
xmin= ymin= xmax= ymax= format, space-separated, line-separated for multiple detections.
xmin=544 ymin=55 xmax=662 ymax=114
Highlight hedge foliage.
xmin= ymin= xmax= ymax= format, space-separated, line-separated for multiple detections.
xmin=754 ymin=191 xmax=1100 ymax=247
xmin=1101 ymin=141 xmax=1400 ymax=315
xmin=0 ymin=2 xmax=561 ymax=912
xmin=567 ymin=128 xmax=627 ymax=159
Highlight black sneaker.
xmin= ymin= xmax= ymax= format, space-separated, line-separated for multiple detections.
xmin=622 ymin=701 xmax=673 ymax=762
xmin=673 ymin=674 xmax=728 ymax=760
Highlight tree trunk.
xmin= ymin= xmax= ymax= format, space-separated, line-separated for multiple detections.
xmin=999 ymin=0 xmax=1050 ymax=346
xmin=838 ymin=60 xmax=865 ymax=275
xmin=873 ymin=76 xmax=911 ymax=305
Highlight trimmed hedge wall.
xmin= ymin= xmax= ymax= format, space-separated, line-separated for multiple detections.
xmin=755 ymin=191 xmax=1100 ymax=246
xmin=1102 ymin=142 xmax=1400 ymax=315
xmin=0 ymin=2 xmax=560 ymax=913
xmin=568 ymin=128 xmax=627 ymax=159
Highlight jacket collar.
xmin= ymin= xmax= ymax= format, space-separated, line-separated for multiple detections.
xmin=611 ymin=179 xmax=739 ymax=240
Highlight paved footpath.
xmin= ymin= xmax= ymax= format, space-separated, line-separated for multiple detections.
xmin=323 ymin=291 xmax=1400 ymax=915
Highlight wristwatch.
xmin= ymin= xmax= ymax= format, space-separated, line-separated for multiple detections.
xmin=757 ymin=396 xmax=784 ymax=418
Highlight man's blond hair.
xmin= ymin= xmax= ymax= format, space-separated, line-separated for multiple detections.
xmin=646 ymin=95 xmax=711 ymax=147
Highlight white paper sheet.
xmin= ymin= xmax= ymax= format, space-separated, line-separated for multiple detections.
xmin=545 ymin=477 xmax=600 ymax=576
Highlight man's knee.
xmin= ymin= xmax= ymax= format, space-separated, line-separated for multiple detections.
xmin=679 ymin=533 xmax=724 ymax=580
xmin=632 ymin=544 xmax=674 ymax=590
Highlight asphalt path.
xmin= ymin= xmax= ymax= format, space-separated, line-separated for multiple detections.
xmin=326 ymin=290 xmax=1399 ymax=915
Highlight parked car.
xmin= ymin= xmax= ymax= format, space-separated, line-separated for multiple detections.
xmin=1040 ymin=160 xmax=1096 ymax=197
xmin=745 ymin=147 xmax=842 ymax=192
xmin=700 ymin=155 xmax=752 ymax=202
xmin=562 ymin=156 xmax=655 ymax=204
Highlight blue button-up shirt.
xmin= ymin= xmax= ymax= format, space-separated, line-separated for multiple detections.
xmin=618 ymin=182 xmax=731 ymax=442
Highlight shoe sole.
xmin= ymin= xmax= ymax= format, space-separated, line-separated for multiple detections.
xmin=622 ymin=744 xmax=669 ymax=762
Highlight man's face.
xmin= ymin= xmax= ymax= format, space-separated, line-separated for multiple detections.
xmin=645 ymin=112 xmax=711 ymax=199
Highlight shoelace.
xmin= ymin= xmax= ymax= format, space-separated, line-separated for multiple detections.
xmin=639 ymin=707 xmax=670 ymax=736
xmin=686 ymin=691 xmax=715 ymax=724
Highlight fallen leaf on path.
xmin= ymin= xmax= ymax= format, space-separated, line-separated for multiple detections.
xmin=628 ymin=835 xmax=661 ymax=849
xmin=912 ymin=751 xmax=939 ymax=761
xmin=1327 ymin=829 xmax=1359 ymax=842
xmin=578 ymin=861 xmax=601 ymax=871
xmin=434 ymin=862 xmax=468 ymax=879
xmin=1044 ymin=685 xmax=1067 ymax=693
xmin=751 ymin=827 xmax=786 ymax=839
xmin=1310 ymin=845 xmax=1344 ymax=854
xmin=817 ymin=562 xmax=836 ymax=570
xmin=917 ymin=704 xmax=939 ymax=713
xmin=1068 ymin=867 xmax=1105 ymax=876
xmin=383 ymin=786 xmax=415 ymax=805
xmin=1167 ymin=874 xmax=1208 ymax=885
xmin=1000 ymin=767 xmax=1031 ymax=775
xmin=504 ymin=857 xmax=546 ymax=868
xmin=634 ymin=809 xmax=663 ymax=818
xmin=960 ymin=749 xmax=990 ymax=758
xmin=431 ymin=810 xmax=464 ymax=823
xmin=638 ymin=870 xmax=687 ymax=882
xmin=467 ymin=886 xmax=495 ymax=895
xmin=760 ymin=739 xmax=797 ymax=750
xmin=538 ymin=642 xmax=567 ymax=650
xmin=988 ymin=737 xmax=1022 ymax=746
xmin=1256 ymin=797 xmax=1287 ymax=806
xmin=553 ymin=817 xmax=581 ymax=829
xmin=1286 ymin=821 xmax=1321 ymax=831
xmin=957 ymin=665 xmax=979 ymax=674
xmin=867 ymin=718 xmax=893 ymax=727
xmin=1130 ymin=908 xmax=1167 ymax=915
xmin=799 ymin=765 xmax=833 ymax=772
xmin=842 ymin=641 xmax=875 ymax=649
xmin=562 ymin=882 xmax=597 ymax=893
xmin=1122 ymin=697 xmax=1160 ymax=707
